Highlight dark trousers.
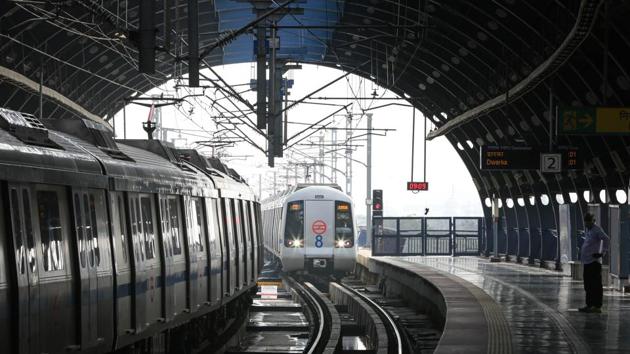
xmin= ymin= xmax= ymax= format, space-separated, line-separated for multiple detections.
xmin=583 ymin=261 xmax=603 ymax=308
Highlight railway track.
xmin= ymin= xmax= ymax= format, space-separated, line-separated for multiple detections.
xmin=228 ymin=273 xmax=434 ymax=354
xmin=336 ymin=282 xmax=405 ymax=354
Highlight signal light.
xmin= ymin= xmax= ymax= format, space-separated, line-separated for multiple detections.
xmin=372 ymin=189 xmax=383 ymax=211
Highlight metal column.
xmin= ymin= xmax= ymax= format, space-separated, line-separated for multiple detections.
xmin=366 ymin=113 xmax=373 ymax=249
xmin=345 ymin=114 xmax=353 ymax=196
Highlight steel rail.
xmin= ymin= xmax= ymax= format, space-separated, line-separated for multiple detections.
xmin=341 ymin=283 xmax=404 ymax=354
xmin=285 ymin=276 xmax=338 ymax=354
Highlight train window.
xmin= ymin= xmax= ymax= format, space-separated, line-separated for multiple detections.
xmin=22 ymin=189 xmax=37 ymax=274
xmin=37 ymin=190 xmax=64 ymax=271
xmin=74 ymin=194 xmax=86 ymax=267
xmin=140 ymin=196 xmax=156 ymax=260
xmin=83 ymin=194 xmax=95 ymax=267
xmin=335 ymin=201 xmax=354 ymax=248
xmin=117 ymin=195 xmax=128 ymax=263
xmin=223 ymin=199 xmax=235 ymax=251
xmin=135 ymin=198 xmax=145 ymax=261
xmin=129 ymin=197 xmax=141 ymax=262
xmin=11 ymin=189 xmax=26 ymax=274
xmin=168 ymin=197 xmax=182 ymax=256
xmin=161 ymin=198 xmax=173 ymax=257
xmin=189 ymin=198 xmax=205 ymax=252
xmin=129 ymin=197 xmax=137 ymax=261
xmin=88 ymin=194 xmax=101 ymax=266
xmin=232 ymin=200 xmax=243 ymax=246
xmin=284 ymin=201 xmax=304 ymax=247
xmin=206 ymin=199 xmax=219 ymax=251
xmin=215 ymin=199 xmax=224 ymax=242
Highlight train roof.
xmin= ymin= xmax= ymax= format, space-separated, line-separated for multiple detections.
xmin=262 ymin=184 xmax=351 ymax=209
xmin=0 ymin=108 xmax=105 ymax=186
xmin=0 ymin=107 xmax=253 ymax=199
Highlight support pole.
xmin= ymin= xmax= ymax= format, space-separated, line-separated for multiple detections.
xmin=123 ymin=104 xmax=127 ymax=139
xmin=187 ymin=0 xmax=199 ymax=86
xmin=411 ymin=107 xmax=415 ymax=181
xmin=423 ymin=111 xmax=427 ymax=182
xmin=284 ymin=79 xmax=289 ymax=144
xmin=548 ymin=85 xmax=553 ymax=152
xmin=345 ymin=114 xmax=353 ymax=196
xmin=366 ymin=113 xmax=373 ymax=250
xmin=331 ymin=126 xmax=337 ymax=183
xmin=256 ymin=15 xmax=267 ymax=129
xmin=490 ymin=195 xmax=501 ymax=262
xmin=267 ymin=22 xmax=277 ymax=167
xmin=39 ymin=68 xmax=43 ymax=120
xmin=319 ymin=133 xmax=324 ymax=183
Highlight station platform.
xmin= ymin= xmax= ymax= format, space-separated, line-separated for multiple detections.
xmin=356 ymin=249 xmax=630 ymax=354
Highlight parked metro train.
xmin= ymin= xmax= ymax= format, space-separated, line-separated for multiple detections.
xmin=0 ymin=108 xmax=262 ymax=354
xmin=262 ymin=184 xmax=356 ymax=274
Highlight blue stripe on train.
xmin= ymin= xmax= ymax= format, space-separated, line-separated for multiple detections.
xmin=116 ymin=266 xmax=219 ymax=298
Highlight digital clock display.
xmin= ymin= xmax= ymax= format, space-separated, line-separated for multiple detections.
xmin=407 ymin=182 xmax=429 ymax=191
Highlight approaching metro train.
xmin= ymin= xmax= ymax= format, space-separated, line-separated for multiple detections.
xmin=262 ymin=184 xmax=356 ymax=274
xmin=0 ymin=108 xmax=262 ymax=354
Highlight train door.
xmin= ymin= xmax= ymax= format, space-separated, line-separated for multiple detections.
xmin=241 ymin=201 xmax=254 ymax=284
xmin=71 ymin=188 xmax=99 ymax=351
xmin=165 ymin=195 xmax=186 ymax=318
xmin=8 ymin=185 xmax=40 ymax=354
xmin=110 ymin=192 xmax=133 ymax=337
xmin=304 ymin=201 xmax=334 ymax=259
xmin=158 ymin=196 xmax=174 ymax=322
xmin=186 ymin=197 xmax=207 ymax=311
xmin=128 ymin=194 xmax=147 ymax=333
xmin=255 ymin=204 xmax=263 ymax=271
xmin=89 ymin=189 xmax=114 ymax=352
xmin=206 ymin=198 xmax=222 ymax=304
xmin=232 ymin=200 xmax=246 ymax=288
xmin=0 ymin=187 xmax=12 ymax=352
xmin=221 ymin=199 xmax=237 ymax=295
xmin=138 ymin=194 xmax=161 ymax=326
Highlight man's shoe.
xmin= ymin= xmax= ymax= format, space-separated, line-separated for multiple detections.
xmin=578 ymin=306 xmax=602 ymax=313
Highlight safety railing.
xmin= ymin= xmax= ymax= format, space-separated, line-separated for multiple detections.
xmin=371 ymin=216 xmax=483 ymax=256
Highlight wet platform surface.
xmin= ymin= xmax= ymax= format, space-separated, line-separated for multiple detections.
xmin=394 ymin=256 xmax=630 ymax=354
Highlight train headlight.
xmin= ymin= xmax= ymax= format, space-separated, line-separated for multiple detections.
xmin=285 ymin=238 xmax=303 ymax=248
xmin=335 ymin=238 xmax=353 ymax=248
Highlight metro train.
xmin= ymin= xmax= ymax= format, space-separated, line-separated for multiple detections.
xmin=0 ymin=107 xmax=262 ymax=354
xmin=262 ymin=184 xmax=356 ymax=274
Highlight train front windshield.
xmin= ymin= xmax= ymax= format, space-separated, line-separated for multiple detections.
xmin=335 ymin=201 xmax=354 ymax=248
xmin=284 ymin=201 xmax=304 ymax=247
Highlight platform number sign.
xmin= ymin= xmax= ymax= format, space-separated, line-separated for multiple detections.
xmin=541 ymin=153 xmax=562 ymax=173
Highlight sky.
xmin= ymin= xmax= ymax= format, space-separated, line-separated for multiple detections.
xmin=111 ymin=63 xmax=482 ymax=225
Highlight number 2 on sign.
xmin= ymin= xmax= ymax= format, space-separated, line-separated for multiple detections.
xmin=315 ymin=235 xmax=323 ymax=248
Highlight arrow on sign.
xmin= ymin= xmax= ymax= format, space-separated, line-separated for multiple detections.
xmin=579 ymin=113 xmax=594 ymax=127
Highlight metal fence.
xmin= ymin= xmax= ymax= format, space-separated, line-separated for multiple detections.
xmin=372 ymin=216 xmax=483 ymax=256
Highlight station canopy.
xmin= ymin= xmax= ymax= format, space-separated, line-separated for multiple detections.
xmin=1 ymin=0 xmax=629 ymax=206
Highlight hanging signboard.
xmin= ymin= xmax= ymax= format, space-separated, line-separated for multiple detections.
xmin=480 ymin=146 xmax=580 ymax=170
xmin=559 ymin=107 xmax=630 ymax=134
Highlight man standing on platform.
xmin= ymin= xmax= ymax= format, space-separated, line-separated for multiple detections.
xmin=578 ymin=212 xmax=610 ymax=313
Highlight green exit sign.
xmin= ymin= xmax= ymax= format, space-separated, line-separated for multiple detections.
xmin=560 ymin=107 xmax=630 ymax=134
